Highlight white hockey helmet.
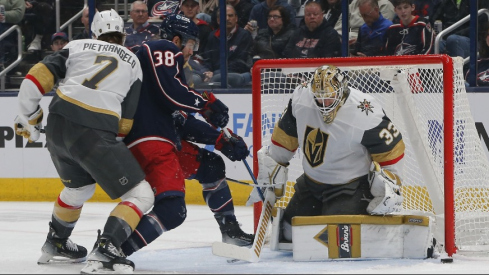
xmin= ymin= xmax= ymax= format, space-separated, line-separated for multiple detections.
xmin=310 ymin=65 xmax=349 ymax=124
xmin=91 ymin=9 xmax=124 ymax=39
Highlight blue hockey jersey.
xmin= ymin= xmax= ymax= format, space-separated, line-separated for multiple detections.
xmin=124 ymin=40 xmax=209 ymax=148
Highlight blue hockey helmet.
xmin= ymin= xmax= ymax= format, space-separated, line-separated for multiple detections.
xmin=160 ymin=14 xmax=199 ymax=51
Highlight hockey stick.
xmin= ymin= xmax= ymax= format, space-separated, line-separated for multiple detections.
xmin=226 ymin=177 xmax=284 ymax=188
xmin=221 ymin=128 xmax=265 ymax=201
xmin=212 ymin=186 xmax=276 ymax=262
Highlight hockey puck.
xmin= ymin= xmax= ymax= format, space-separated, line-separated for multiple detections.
xmin=441 ymin=258 xmax=453 ymax=263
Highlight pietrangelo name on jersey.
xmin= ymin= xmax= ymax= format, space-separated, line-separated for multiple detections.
xmin=82 ymin=42 xmax=137 ymax=68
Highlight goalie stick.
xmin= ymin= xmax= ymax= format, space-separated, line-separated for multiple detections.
xmin=212 ymin=186 xmax=276 ymax=262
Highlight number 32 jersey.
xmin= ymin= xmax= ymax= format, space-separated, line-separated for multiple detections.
xmin=269 ymin=84 xmax=405 ymax=185
xmin=18 ymin=39 xmax=142 ymax=135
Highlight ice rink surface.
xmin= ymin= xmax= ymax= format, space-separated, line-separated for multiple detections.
xmin=2 ymin=201 xmax=489 ymax=274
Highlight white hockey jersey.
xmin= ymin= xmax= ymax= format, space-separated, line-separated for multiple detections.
xmin=269 ymin=83 xmax=405 ymax=185
xmin=17 ymin=39 xmax=142 ymax=135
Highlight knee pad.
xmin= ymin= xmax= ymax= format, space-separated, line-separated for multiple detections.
xmin=59 ymin=184 xmax=96 ymax=206
xmin=120 ymin=180 xmax=154 ymax=214
xmin=195 ymin=150 xmax=226 ymax=184
xmin=152 ymin=196 xmax=187 ymax=231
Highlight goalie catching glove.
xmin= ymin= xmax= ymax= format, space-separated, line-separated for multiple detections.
xmin=246 ymin=146 xmax=288 ymax=206
xmin=215 ymin=129 xmax=249 ymax=161
xmin=199 ymin=91 xmax=229 ymax=128
xmin=14 ymin=106 xmax=43 ymax=143
xmin=367 ymin=161 xmax=403 ymax=215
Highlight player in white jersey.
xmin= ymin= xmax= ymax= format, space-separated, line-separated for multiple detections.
xmin=14 ymin=9 xmax=154 ymax=273
xmin=253 ymin=65 xmax=405 ymax=242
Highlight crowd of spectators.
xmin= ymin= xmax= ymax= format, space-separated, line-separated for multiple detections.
xmin=1 ymin=0 xmax=489 ymax=87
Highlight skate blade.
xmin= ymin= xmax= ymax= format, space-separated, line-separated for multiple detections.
xmin=37 ymin=253 xmax=86 ymax=265
xmin=80 ymin=260 xmax=134 ymax=274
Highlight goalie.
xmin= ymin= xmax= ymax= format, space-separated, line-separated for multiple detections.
xmin=249 ymin=65 xmax=405 ymax=243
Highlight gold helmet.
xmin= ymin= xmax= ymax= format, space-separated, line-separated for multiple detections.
xmin=310 ymin=65 xmax=349 ymax=124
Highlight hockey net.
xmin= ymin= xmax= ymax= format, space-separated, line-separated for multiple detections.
xmin=251 ymin=55 xmax=489 ymax=256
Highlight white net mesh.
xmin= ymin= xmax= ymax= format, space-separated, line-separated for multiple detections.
xmin=254 ymin=56 xmax=489 ymax=252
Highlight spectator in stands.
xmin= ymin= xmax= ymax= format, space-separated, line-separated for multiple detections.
xmin=383 ymin=0 xmax=434 ymax=56
xmin=202 ymin=4 xmax=253 ymax=88
xmin=0 ymin=0 xmax=25 ymax=70
xmin=211 ymin=0 xmax=253 ymax=29
xmin=320 ymin=0 xmax=342 ymax=28
xmin=50 ymin=31 xmax=69 ymax=52
xmin=465 ymin=23 xmax=489 ymax=86
xmin=180 ymin=0 xmax=214 ymax=87
xmin=124 ymin=1 xmax=160 ymax=53
xmin=432 ymin=0 xmax=489 ymax=59
xmin=180 ymin=0 xmax=212 ymax=58
xmin=251 ymin=5 xmax=296 ymax=59
xmin=350 ymin=0 xmax=392 ymax=57
xmin=73 ymin=6 xmax=94 ymax=40
xmin=196 ymin=0 xmax=218 ymax=25
xmin=334 ymin=0 xmax=394 ymax=39
xmin=246 ymin=0 xmax=297 ymax=32
xmin=23 ymin=0 xmax=55 ymax=52
xmin=283 ymin=1 xmax=341 ymax=58
xmin=411 ymin=0 xmax=440 ymax=21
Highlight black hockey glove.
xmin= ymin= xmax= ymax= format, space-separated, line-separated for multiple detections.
xmin=215 ymin=128 xmax=249 ymax=161
xmin=199 ymin=91 xmax=229 ymax=128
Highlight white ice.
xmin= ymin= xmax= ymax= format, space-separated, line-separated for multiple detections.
xmin=1 ymin=201 xmax=489 ymax=274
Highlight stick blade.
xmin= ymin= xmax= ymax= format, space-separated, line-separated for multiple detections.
xmin=212 ymin=242 xmax=258 ymax=262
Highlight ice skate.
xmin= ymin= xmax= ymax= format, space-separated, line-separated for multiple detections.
xmin=37 ymin=222 xmax=87 ymax=264
xmin=217 ymin=217 xmax=254 ymax=247
xmin=81 ymin=231 xmax=134 ymax=274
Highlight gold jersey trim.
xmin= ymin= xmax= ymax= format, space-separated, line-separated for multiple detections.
xmin=371 ymin=139 xmax=406 ymax=164
xmin=56 ymin=89 xmax=121 ymax=119
xmin=118 ymin=118 xmax=133 ymax=135
xmin=29 ymin=63 xmax=55 ymax=94
xmin=271 ymin=126 xmax=299 ymax=152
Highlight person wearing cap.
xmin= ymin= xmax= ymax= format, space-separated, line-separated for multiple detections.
xmin=50 ymin=31 xmax=69 ymax=52
xmin=124 ymin=0 xmax=160 ymax=53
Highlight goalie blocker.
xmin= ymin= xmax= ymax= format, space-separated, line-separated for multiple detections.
xmin=271 ymin=209 xmax=435 ymax=261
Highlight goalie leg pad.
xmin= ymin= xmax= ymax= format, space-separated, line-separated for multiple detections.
xmin=291 ymin=215 xmax=433 ymax=261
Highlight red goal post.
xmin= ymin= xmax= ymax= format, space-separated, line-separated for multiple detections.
xmin=251 ymin=55 xmax=489 ymax=257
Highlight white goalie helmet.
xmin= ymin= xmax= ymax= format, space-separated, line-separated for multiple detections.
xmin=91 ymin=9 xmax=124 ymax=39
xmin=310 ymin=65 xmax=349 ymax=124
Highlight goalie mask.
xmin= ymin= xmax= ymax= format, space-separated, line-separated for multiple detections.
xmin=310 ymin=65 xmax=349 ymax=124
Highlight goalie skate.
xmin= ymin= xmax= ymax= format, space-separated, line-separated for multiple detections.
xmin=37 ymin=223 xmax=87 ymax=264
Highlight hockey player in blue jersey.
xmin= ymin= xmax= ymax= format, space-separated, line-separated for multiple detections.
xmin=120 ymin=14 xmax=253 ymax=257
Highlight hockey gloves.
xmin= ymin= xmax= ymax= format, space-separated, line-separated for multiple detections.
xmin=199 ymin=91 xmax=229 ymax=128
xmin=14 ymin=106 xmax=43 ymax=143
xmin=215 ymin=128 xmax=249 ymax=161
xmin=246 ymin=146 xmax=288 ymax=206
xmin=367 ymin=161 xmax=403 ymax=215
